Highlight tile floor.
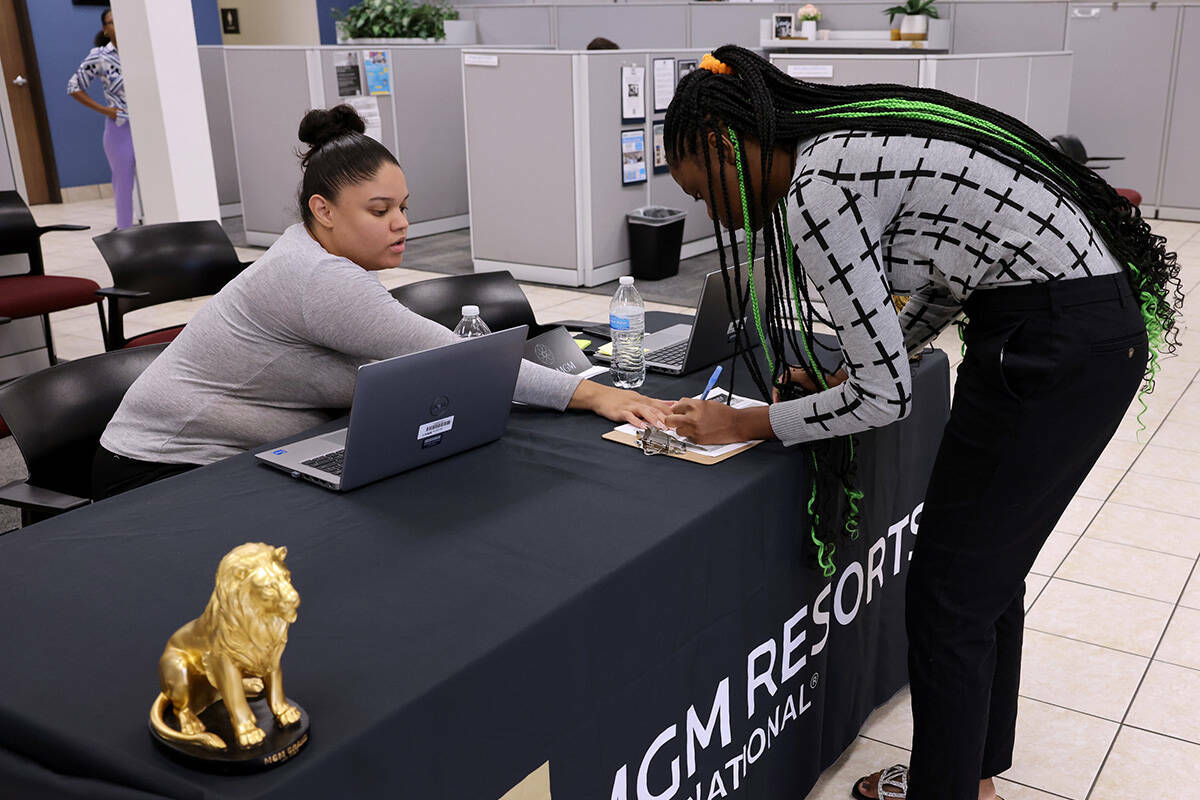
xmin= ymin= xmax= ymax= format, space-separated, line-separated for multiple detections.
xmin=14 ymin=199 xmax=1200 ymax=799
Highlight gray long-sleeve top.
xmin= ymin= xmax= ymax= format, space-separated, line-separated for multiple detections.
xmin=766 ymin=132 xmax=1123 ymax=446
xmin=101 ymin=224 xmax=584 ymax=465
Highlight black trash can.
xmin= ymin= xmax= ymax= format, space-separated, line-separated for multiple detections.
xmin=627 ymin=206 xmax=686 ymax=281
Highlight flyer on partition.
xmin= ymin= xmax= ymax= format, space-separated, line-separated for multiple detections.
xmin=363 ymin=50 xmax=392 ymax=95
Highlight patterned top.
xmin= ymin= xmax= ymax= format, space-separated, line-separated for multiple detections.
xmin=67 ymin=43 xmax=128 ymax=124
xmin=766 ymin=131 xmax=1123 ymax=446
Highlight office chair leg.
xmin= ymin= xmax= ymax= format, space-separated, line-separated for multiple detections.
xmin=41 ymin=314 xmax=58 ymax=365
xmin=95 ymin=302 xmax=109 ymax=350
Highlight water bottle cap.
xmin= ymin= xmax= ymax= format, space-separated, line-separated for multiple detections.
xmin=461 ymin=305 xmax=479 ymax=316
xmin=619 ymin=276 xmax=634 ymax=285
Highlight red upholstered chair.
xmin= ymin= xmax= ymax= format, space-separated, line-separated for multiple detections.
xmin=92 ymin=220 xmax=253 ymax=350
xmin=0 ymin=191 xmax=102 ymax=364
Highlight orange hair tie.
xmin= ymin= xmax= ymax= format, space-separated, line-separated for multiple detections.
xmin=699 ymin=53 xmax=734 ymax=75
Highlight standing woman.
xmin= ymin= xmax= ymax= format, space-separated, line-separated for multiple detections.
xmin=68 ymin=8 xmax=136 ymax=229
xmin=661 ymin=46 xmax=1182 ymax=800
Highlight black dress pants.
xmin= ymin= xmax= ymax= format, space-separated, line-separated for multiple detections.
xmin=906 ymin=274 xmax=1148 ymax=800
xmin=92 ymin=446 xmax=199 ymax=500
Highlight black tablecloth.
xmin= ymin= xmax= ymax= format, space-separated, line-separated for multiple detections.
xmin=0 ymin=326 xmax=949 ymax=800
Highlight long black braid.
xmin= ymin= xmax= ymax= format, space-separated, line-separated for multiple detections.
xmin=664 ymin=45 xmax=1183 ymax=574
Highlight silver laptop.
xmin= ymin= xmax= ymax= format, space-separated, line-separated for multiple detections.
xmin=596 ymin=270 xmax=768 ymax=375
xmin=255 ymin=326 xmax=527 ymax=491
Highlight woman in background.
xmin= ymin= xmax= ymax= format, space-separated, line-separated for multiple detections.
xmin=68 ymin=7 xmax=135 ymax=230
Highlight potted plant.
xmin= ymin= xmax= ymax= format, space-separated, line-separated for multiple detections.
xmin=883 ymin=0 xmax=939 ymax=41
xmin=333 ymin=0 xmax=473 ymax=45
xmin=795 ymin=4 xmax=822 ymax=41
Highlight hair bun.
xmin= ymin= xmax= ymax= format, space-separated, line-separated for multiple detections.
xmin=298 ymin=105 xmax=367 ymax=152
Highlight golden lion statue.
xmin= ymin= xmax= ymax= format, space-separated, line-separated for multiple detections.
xmin=149 ymin=543 xmax=301 ymax=750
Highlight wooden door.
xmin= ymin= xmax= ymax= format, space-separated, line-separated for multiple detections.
xmin=0 ymin=0 xmax=58 ymax=204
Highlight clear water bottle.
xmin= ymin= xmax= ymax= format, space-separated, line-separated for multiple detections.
xmin=453 ymin=305 xmax=491 ymax=338
xmin=609 ymin=276 xmax=645 ymax=388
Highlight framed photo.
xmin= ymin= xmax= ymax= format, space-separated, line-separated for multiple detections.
xmin=620 ymin=65 xmax=646 ymax=124
xmin=773 ymin=13 xmax=794 ymax=39
xmin=677 ymin=59 xmax=699 ymax=82
xmin=621 ymin=129 xmax=647 ymax=186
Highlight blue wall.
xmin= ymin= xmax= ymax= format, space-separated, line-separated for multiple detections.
xmin=27 ymin=0 xmax=222 ymax=189
xmin=317 ymin=0 xmax=359 ymax=45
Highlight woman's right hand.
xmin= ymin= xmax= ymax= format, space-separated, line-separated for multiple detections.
xmin=102 ymin=106 xmax=119 ymax=120
xmin=771 ymin=365 xmax=849 ymax=401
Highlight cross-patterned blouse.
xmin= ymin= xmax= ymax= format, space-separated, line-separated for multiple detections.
xmin=767 ymin=131 xmax=1122 ymax=446
xmin=67 ymin=43 xmax=128 ymax=123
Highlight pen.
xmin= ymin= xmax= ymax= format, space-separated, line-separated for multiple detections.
xmin=700 ymin=365 xmax=723 ymax=401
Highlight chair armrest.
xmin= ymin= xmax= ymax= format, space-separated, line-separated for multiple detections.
xmin=0 ymin=480 xmax=90 ymax=514
xmin=0 ymin=317 xmax=10 ymax=325
xmin=96 ymin=286 xmax=152 ymax=299
xmin=38 ymin=224 xmax=90 ymax=234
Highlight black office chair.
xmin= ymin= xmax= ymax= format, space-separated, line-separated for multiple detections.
xmin=93 ymin=220 xmax=253 ymax=350
xmin=0 ymin=343 xmax=167 ymax=527
xmin=0 ymin=190 xmax=100 ymax=364
xmin=388 ymin=271 xmax=558 ymax=337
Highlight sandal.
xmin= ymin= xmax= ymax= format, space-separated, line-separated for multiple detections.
xmin=852 ymin=765 xmax=909 ymax=800
xmin=850 ymin=765 xmax=1005 ymax=800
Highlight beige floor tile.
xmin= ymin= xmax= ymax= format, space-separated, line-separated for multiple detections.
xmin=1030 ymin=532 xmax=1078 ymax=577
xmin=1083 ymin=502 xmax=1200 ymax=559
xmin=1126 ymin=660 xmax=1200 ymax=744
xmin=1018 ymin=630 xmax=1147 ymax=721
xmin=1111 ymin=415 xmax=1163 ymax=444
xmin=1024 ymin=573 xmax=1050 ymax=611
xmin=1110 ymin=472 xmax=1200 ymax=518
xmin=1054 ymin=496 xmax=1103 ymax=535
xmin=1183 ymin=569 xmax=1200 ymax=610
xmin=858 ymin=687 xmax=912 ymax=750
xmin=1024 ymin=579 xmax=1173 ymax=656
xmin=991 ymin=777 xmax=1067 ymax=800
xmin=1073 ymin=465 xmax=1125 ymax=500
xmin=998 ymin=697 xmax=1117 ymax=800
xmin=1151 ymin=419 xmax=1200 ymax=453
xmin=1156 ymin=606 xmax=1200 ymax=670
xmin=1090 ymin=726 xmax=1200 ymax=800
xmin=1055 ymin=538 xmax=1193 ymax=603
xmin=50 ymin=334 xmax=104 ymax=362
xmin=802 ymin=736 xmax=909 ymax=800
xmin=1095 ymin=439 xmax=1144 ymax=472
xmin=1131 ymin=443 xmax=1200 ymax=484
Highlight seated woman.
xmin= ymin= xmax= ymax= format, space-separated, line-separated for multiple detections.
xmin=94 ymin=105 xmax=670 ymax=499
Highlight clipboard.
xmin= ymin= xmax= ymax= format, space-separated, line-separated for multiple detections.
xmin=602 ymin=390 xmax=767 ymax=466
xmin=602 ymin=429 xmax=761 ymax=465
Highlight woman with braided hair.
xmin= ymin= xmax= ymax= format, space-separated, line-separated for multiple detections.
xmin=660 ymin=46 xmax=1183 ymax=800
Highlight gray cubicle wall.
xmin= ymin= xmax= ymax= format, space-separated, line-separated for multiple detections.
xmin=1159 ymin=6 xmax=1200 ymax=215
xmin=769 ymin=51 xmax=1071 ymax=139
xmin=198 ymin=47 xmax=241 ymax=214
xmin=466 ymin=48 xmax=724 ymax=286
xmin=225 ymin=46 xmax=480 ymax=246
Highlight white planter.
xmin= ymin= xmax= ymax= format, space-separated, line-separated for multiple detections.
xmin=798 ymin=19 xmax=818 ymax=40
xmin=899 ymin=13 xmax=929 ymax=40
xmin=442 ymin=20 xmax=477 ymax=45
xmin=341 ymin=36 xmax=439 ymax=45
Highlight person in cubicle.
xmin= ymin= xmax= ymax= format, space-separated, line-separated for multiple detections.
xmin=659 ymin=46 xmax=1182 ymax=800
xmin=92 ymin=105 xmax=672 ymax=499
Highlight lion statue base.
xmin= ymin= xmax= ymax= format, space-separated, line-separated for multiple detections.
xmin=148 ymin=543 xmax=309 ymax=771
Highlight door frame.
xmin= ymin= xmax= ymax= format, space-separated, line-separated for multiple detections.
xmin=3 ymin=0 xmax=60 ymax=203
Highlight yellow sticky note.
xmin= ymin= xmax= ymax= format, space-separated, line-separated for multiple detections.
xmin=598 ymin=342 xmax=614 ymax=357
xmin=575 ymin=339 xmax=592 ymax=350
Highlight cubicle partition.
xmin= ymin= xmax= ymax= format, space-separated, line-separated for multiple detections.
xmin=464 ymin=48 xmax=721 ymax=287
xmin=217 ymin=45 xmax=495 ymax=247
xmin=769 ymin=51 xmax=1073 ymax=139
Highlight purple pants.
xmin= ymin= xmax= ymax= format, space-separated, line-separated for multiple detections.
xmin=103 ymin=117 xmax=136 ymax=229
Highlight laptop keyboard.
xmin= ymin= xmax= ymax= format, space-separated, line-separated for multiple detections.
xmin=647 ymin=340 xmax=688 ymax=367
xmin=301 ymin=450 xmax=345 ymax=476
